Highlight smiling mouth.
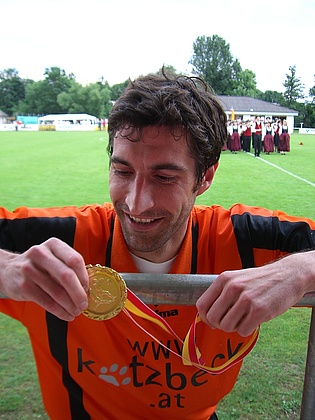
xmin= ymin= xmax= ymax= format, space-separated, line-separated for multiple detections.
xmin=128 ymin=215 xmax=159 ymax=224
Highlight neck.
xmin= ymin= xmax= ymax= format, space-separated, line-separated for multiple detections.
xmin=131 ymin=241 xmax=182 ymax=263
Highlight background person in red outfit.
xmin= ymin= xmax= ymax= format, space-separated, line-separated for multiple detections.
xmin=273 ymin=119 xmax=282 ymax=152
xmin=241 ymin=120 xmax=252 ymax=152
xmin=228 ymin=120 xmax=241 ymax=153
xmin=278 ymin=119 xmax=291 ymax=154
xmin=253 ymin=116 xmax=263 ymax=157
xmin=263 ymin=121 xmax=274 ymax=154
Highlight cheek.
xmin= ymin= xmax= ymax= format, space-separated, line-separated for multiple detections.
xmin=109 ymin=177 xmax=121 ymax=201
xmin=109 ymin=175 xmax=132 ymax=203
xmin=166 ymin=188 xmax=196 ymax=211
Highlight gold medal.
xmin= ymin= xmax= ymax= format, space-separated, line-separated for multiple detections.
xmin=82 ymin=265 xmax=127 ymax=321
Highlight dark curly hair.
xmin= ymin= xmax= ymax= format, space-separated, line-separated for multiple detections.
xmin=107 ymin=72 xmax=227 ymax=187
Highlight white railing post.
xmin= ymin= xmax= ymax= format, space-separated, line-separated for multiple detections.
xmin=300 ymin=307 xmax=315 ymax=420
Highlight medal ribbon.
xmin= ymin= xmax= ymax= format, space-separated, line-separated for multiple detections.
xmin=123 ymin=288 xmax=259 ymax=375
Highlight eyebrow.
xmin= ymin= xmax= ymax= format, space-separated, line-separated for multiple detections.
xmin=110 ymin=156 xmax=130 ymax=166
xmin=110 ymin=156 xmax=188 ymax=173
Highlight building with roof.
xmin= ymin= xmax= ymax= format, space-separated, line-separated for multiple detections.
xmin=218 ymin=96 xmax=298 ymax=133
xmin=37 ymin=113 xmax=99 ymax=131
xmin=0 ymin=110 xmax=7 ymax=124
xmin=38 ymin=113 xmax=98 ymax=125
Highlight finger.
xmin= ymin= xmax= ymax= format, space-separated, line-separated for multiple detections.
xmin=196 ymin=280 xmax=222 ymax=318
xmin=233 ymin=313 xmax=258 ymax=337
xmin=19 ymin=279 xmax=77 ymax=321
xmin=48 ymin=238 xmax=89 ymax=292
xmin=219 ymin=297 xmax=263 ymax=336
xmin=218 ymin=304 xmax=248 ymax=333
xmin=197 ymin=279 xmax=238 ymax=330
xmin=20 ymin=258 xmax=86 ymax=317
xmin=205 ymin=298 xmax=239 ymax=331
xmin=27 ymin=240 xmax=88 ymax=309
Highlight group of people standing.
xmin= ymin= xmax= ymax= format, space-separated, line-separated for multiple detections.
xmin=226 ymin=117 xmax=291 ymax=156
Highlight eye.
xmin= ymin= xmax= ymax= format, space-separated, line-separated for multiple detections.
xmin=113 ymin=168 xmax=132 ymax=177
xmin=111 ymin=162 xmax=133 ymax=177
xmin=155 ymin=174 xmax=177 ymax=183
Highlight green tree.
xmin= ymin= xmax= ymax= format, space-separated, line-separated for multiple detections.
xmin=283 ymin=65 xmax=305 ymax=107
xmin=110 ymin=80 xmax=129 ymax=102
xmin=299 ymin=76 xmax=315 ymax=127
xmin=57 ymin=81 xmax=111 ymax=118
xmin=260 ymin=90 xmax=286 ymax=105
xmin=95 ymin=78 xmax=112 ymax=117
xmin=41 ymin=67 xmax=75 ymax=114
xmin=18 ymin=67 xmax=74 ymax=115
xmin=152 ymin=65 xmax=181 ymax=78
xmin=56 ymin=80 xmax=87 ymax=113
xmin=16 ymin=80 xmax=44 ymax=115
xmin=189 ymin=35 xmax=233 ymax=93
xmin=189 ymin=35 xmax=256 ymax=95
xmin=302 ymin=102 xmax=315 ymax=127
xmin=0 ymin=68 xmax=27 ymax=116
xmin=231 ymin=68 xmax=259 ymax=97
xmin=309 ymin=75 xmax=315 ymax=103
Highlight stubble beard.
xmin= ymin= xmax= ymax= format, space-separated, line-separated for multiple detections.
xmin=116 ymin=206 xmax=192 ymax=256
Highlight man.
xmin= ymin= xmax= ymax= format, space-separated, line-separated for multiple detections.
xmin=253 ymin=116 xmax=263 ymax=157
xmin=0 ymin=73 xmax=314 ymax=419
xmin=241 ymin=119 xmax=252 ymax=152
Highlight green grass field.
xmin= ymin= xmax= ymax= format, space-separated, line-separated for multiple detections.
xmin=0 ymin=130 xmax=314 ymax=419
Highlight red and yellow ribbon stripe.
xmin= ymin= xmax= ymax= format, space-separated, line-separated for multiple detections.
xmin=124 ymin=289 xmax=259 ymax=375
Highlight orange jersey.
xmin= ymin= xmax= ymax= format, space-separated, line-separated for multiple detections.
xmin=1 ymin=204 xmax=314 ymax=419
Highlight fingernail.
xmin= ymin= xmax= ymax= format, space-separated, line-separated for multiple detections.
xmin=79 ymin=301 xmax=88 ymax=311
xmin=73 ymin=308 xmax=81 ymax=316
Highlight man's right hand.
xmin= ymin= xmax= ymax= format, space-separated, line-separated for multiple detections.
xmin=0 ymin=237 xmax=89 ymax=321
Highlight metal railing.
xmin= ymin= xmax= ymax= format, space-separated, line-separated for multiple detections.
xmin=123 ymin=273 xmax=315 ymax=420
xmin=1 ymin=273 xmax=315 ymax=419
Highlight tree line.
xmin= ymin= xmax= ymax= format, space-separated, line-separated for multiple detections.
xmin=1 ymin=35 xmax=315 ymax=127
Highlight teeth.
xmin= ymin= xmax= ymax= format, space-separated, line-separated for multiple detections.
xmin=130 ymin=215 xmax=155 ymax=224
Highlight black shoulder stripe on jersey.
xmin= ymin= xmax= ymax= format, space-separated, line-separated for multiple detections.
xmin=105 ymin=214 xmax=115 ymax=267
xmin=46 ymin=313 xmax=90 ymax=419
xmin=231 ymin=213 xmax=315 ymax=269
xmin=0 ymin=217 xmax=76 ymax=253
xmin=191 ymin=219 xmax=199 ymax=274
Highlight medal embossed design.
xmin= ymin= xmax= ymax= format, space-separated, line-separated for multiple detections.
xmin=82 ymin=264 xmax=127 ymax=321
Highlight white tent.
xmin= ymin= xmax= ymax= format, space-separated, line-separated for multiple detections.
xmin=38 ymin=113 xmax=98 ymax=126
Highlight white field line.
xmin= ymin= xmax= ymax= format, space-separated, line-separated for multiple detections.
xmin=248 ymin=153 xmax=315 ymax=188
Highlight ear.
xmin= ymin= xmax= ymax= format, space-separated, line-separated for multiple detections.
xmin=196 ymin=163 xmax=218 ymax=197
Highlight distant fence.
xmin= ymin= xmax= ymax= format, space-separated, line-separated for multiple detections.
xmin=299 ymin=128 xmax=315 ymax=135
xmin=0 ymin=124 xmax=99 ymax=132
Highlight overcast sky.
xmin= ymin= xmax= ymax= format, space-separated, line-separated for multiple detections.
xmin=1 ymin=0 xmax=314 ymax=95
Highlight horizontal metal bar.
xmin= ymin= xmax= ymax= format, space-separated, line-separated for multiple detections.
xmin=121 ymin=274 xmax=315 ymax=307
xmin=1 ymin=273 xmax=315 ymax=306
xmin=123 ymin=273 xmax=216 ymax=305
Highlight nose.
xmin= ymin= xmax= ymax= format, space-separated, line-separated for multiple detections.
xmin=125 ymin=176 xmax=155 ymax=215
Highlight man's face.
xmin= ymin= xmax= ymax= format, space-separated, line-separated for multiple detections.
xmin=109 ymin=126 xmax=199 ymax=263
